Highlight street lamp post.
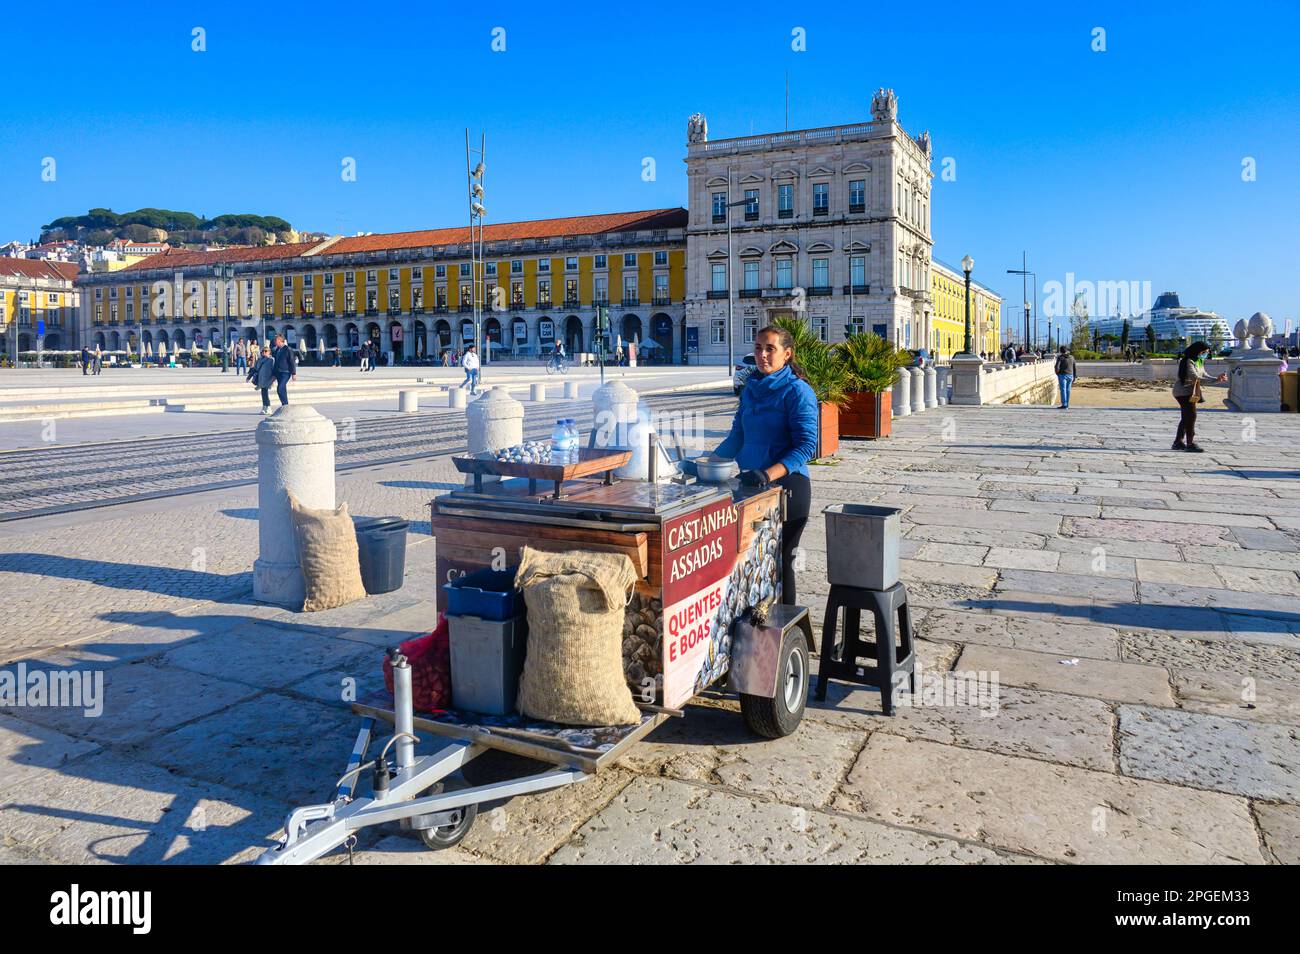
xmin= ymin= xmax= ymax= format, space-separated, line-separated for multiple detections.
xmin=1007 ymin=254 xmax=1036 ymax=350
xmin=216 ymin=264 xmax=233 ymax=372
xmin=722 ymin=175 xmax=750 ymax=371
xmin=961 ymin=255 xmax=974 ymax=354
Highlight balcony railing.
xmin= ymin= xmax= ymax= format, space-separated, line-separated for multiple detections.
xmin=762 ymin=288 xmax=795 ymax=298
xmin=739 ymin=288 xmax=762 ymax=299
xmin=365 ymin=308 xmax=379 ymax=317
xmin=652 ymin=296 xmax=672 ymax=306
xmin=387 ymin=307 xmax=402 ymax=317
xmin=323 ymin=310 xmax=336 ymax=318
xmin=621 ymin=297 xmax=640 ymax=307
xmin=706 ymin=290 xmax=728 ymax=300
xmin=849 ymin=203 xmax=866 ymax=214
xmin=411 ymin=306 xmax=424 ymax=316
xmin=343 ymin=310 xmax=357 ymax=318
xmin=458 ymin=304 xmax=473 ymax=313
xmin=809 ymin=286 xmax=833 ymax=296
xmin=744 ymin=212 xmax=759 ymax=222
xmin=812 ymin=206 xmax=829 ymax=216
xmin=433 ymin=305 xmax=449 ymax=314
xmin=778 ymin=208 xmax=794 ymax=219
xmin=712 ymin=214 xmax=726 ymax=224
xmin=842 ymin=284 xmax=870 ymax=295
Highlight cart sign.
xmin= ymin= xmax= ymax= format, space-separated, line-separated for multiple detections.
xmin=661 ymin=498 xmax=738 ymax=708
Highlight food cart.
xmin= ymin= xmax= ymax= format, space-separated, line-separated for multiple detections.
xmin=258 ymin=448 xmax=811 ymax=865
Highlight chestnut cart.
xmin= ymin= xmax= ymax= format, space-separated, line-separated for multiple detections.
xmin=258 ymin=456 xmax=812 ymax=865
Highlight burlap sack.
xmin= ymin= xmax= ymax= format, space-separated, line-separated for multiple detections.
xmin=515 ymin=546 xmax=641 ymax=726
xmin=288 ymin=493 xmax=367 ymax=613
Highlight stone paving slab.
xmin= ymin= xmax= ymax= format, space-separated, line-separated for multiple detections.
xmin=832 ymin=734 xmax=1263 ymax=865
xmin=0 ymin=714 xmax=102 ymax=797
xmin=0 ymin=750 xmax=285 ymax=864
xmin=1253 ymin=802 xmax=1300 ymax=864
xmin=1122 ymin=631 xmax=1300 ymax=682
xmin=1173 ymin=670 xmax=1300 ymax=726
xmin=1117 ymin=705 xmax=1300 ymax=802
xmin=957 ymin=644 xmax=1173 ymax=706
xmin=549 ymin=776 xmax=1036 ymax=865
xmin=918 ymin=609 xmax=1121 ymax=660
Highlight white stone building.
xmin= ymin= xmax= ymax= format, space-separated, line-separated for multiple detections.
xmin=683 ymin=89 xmax=934 ymax=364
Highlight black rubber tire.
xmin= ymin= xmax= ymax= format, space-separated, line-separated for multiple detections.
xmin=739 ymin=629 xmax=809 ymax=738
xmin=418 ymin=802 xmax=477 ymax=850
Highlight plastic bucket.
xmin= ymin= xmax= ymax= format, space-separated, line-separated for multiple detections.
xmin=822 ymin=503 xmax=901 ymax=590
xmin=353 ymin=517 xmax=410 ymax=595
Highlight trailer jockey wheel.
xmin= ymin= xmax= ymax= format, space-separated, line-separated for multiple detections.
xmin=740 ymin=628 xmax=809 ymax=738
xmin=418 ymin=803 xmax=477 ymax=850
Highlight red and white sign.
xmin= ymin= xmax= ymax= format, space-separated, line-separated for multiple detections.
xmin=661 ymin=498 xmax=739 ymax=708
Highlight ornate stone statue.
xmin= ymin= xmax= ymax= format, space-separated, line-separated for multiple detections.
xmin=917 ymin=130 xmax=931 ymax=155
xmin=871 ymin=88 xmax=898 ymax=123
xmin=1233 ymin=318 xmax=1248 ymax=346
xmin=687 ymin=113 xmax=708 ymax=144
xmin=1247 ymin=311 xmax=1274 ymax=350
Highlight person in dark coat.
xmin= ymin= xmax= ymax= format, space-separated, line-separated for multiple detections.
xmin=271 ymin=335 xmax=297 ymax=406
xmin=247 ymin=345 xmax=275 ymax=414
xmin=80 ymin=346 xmax=90 ymax=375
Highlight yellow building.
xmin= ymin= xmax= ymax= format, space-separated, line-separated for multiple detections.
xmin=0 ymin=258 xmax=80 ymax=356
xmin=79 ymin=209 xmax=688 ymax=362
xmin=929 ymin=259 xmax=1001 ymax=360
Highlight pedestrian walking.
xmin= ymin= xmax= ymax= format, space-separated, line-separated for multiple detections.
xmin=359 ymin=341 xmax=369 ymax=372
xmin=272 ymin=334 xmax=297 ymax=406
xmin=1171 ymin=341 xmax=1227 ymax=453
xmin=460 ymin=344 xmax=480 ymax=394
xmin=247 ymin=345 xmax=275 ymax=414
xmin=234 ymin=339 xmax=248 ymax=375
xmin=80 ymin=346 xmax=90 ymax=375
xmin=1054 ymin=345 xmax=1076 ymax=409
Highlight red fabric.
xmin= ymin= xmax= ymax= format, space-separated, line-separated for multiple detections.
xmin=382 ymin=613 xmax=451 ymax=713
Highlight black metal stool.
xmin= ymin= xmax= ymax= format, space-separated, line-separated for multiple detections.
xmin=815 ymin=581 xmax=915 ymax=715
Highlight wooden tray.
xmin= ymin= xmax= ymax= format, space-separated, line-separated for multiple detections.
xmin=452 ymin=446 xmax=633 ymax=497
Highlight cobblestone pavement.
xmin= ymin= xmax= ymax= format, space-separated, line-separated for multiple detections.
xmin=0 ymin=391 xmax=722 ymax=521
xmin=1 ymin=400 xmax=1297 ymax=865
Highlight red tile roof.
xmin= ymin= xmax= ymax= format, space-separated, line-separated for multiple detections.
xmin=123 ymin=208 xmax=687 ymax=272
xmin=0 ymin=257 xmax=79 ymax=282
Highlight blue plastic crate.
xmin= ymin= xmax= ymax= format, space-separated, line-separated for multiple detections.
xmin=444 ymin=567 xmax=523 ymax=621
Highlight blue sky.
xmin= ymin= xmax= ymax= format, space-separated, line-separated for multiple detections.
xmin=3 ymin=0 xmax=1298 ymax=334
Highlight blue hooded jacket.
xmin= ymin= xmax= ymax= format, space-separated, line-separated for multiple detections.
xmin=715 ymin=364 xmax=819 ymax=478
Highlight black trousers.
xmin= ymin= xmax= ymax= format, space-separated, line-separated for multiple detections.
xmin=1175 ymin=396 xmax=1197 ymax=445
xmin=260 ymin=387 xmax=270 ymax=409
xmin=774 ymin=472 xmax=811 ymax=605
xmin=276 ymin=373 xmax=290 ymax=405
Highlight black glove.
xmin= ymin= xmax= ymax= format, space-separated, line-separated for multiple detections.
xmin=738 ymin=469 xmax=770 ymax=489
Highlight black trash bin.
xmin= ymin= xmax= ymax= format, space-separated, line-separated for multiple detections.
xmin=353 ymin=517 xmax=410 ymax=595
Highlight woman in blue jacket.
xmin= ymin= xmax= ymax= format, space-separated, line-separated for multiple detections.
xmin=712 ymin=325 xmax=819 ymax=604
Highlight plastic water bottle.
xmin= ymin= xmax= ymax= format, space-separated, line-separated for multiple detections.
xmin=551 ymin=420 xmax=569 ymax=464
xmin=564 ymin=418 xmax=581 ymax=461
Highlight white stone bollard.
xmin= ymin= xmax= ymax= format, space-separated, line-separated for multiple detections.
xmin=448 ymin=388 xmax=467 ymax=409
xmin=1226 ymin=352 xmax=1284 ymax=412
xmin=399 ymin=390 xmax=418 ymax=413
xmin=910 ymin=367 xmax=926 ymax=414
xmin=924 ymin=366 xmax=938 ymax=408
xmin=934 ymin=366 xmax=950 ymax=405
xmin=592 ymin=379 xmax=640 ymax=447
xmin=564 ymin=381 xmax=580 ymax=400
xmin=467 ymin=386 xmax=524 ymax=455
xmin=254 ymin=405 xmax=337 ymax=607
xmin=530 ymin=383 xmax=547 ymax=402
xmin=949 ymin=354 xmax=987 ymax=405
xmin=892 ymin=369 xmax=911 ymax=417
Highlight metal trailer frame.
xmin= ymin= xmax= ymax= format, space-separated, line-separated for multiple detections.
xmin=257 ymin=607 xmax=812 ymax=866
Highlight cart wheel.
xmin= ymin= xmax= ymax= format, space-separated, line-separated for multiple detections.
xmin=739 ymin=628 xmax=808 ymax=738
xmin=418 ymin=803 xmax=477 ymax=851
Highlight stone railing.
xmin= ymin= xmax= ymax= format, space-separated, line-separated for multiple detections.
xmin=949 ymin=357 xmax=1058 ymax=406
xmin=1074 ymin=358 xmax=1232 ymax=382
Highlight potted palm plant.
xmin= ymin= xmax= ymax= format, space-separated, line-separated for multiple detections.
xmin=835 ymin=332 xmax=908 ymax=439
xmin=773 ymin=316 xmax=849 ymax=458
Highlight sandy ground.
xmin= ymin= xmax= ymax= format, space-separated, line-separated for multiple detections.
xmin=1067 ymin=377 xmax=1228 ymax=409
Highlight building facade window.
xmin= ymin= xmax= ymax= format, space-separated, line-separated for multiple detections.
xmin=538 ymin=280 xmax=551 ymax=304
xmin=712 ymin=192 xmax=727 ymax=222
xmin=594 ymin=254 xmax=607 ymax=268
xmin=710 ymin=319 xmax=726 ymax=344
xmin=654 ymin=274 xmax=669 ymax=302
xmin=565 ymin=257 xmax=578 ymax=271
xmin=775 ymin=259 xmax=793 ymax=289
xmin=744 ymin=261 xmax=759 ymax=291
xmin=435 ymin=265 xmax=446 ymax=279
xmin=850 ymin=256 xmax=867 ymax=288
xmin=744 ymin=189 xmax=759 ymax=220
xmin=778 ymin=183 xmax=793 ymax=217
xmin=345 ymin=290 xmax=356 ymax=313
xmin=623 ymin=253 xmax=637 ymax=268
xmin=849 ymin=179 xmax=866 ymax=211
xmin=511 ymin=281 xmax=523 ymax=305
xmin=622 ymin=275 xmax=637 ymax=303
xmin=459 ymin=263 xmax=471 ymax=278
xmin=812 ymin=316 xmax=828 ymax=341
xmin=812 ymin=258 xmax=829 ymax=289
xmin=511 ymin=260 xmax=522 ymax=274
xmin=711 ymin=263 xmax=727 ymax=292
xmin=743 ymin=317 xmax=758 ymax=344
xmin=813 ymin=182 xmax=829 ymax=214
xmin=594 ymin=277 xmax=608 ymax=302
xmin=565 ymin=279 xmax=578 ymax=303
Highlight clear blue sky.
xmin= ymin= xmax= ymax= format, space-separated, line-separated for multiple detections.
xmin=3 ymin=0 xmax=1297 ymax=335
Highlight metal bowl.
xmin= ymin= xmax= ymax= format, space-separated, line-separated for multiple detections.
xmin=694 ymin=455 xmax=738 ymax=483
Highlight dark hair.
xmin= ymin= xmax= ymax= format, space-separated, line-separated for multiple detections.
xmin=755 ymin=325 xmax=810 ymax=383
xmin=1178 ymin=341 xmax=1210 ymax=384
xmin=1059 ymin=345 xmax=1068 ymax=354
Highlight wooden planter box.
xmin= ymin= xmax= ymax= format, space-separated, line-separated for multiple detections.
xmin=817 ymin=401 xmax=840 ymax=458
xmin=839 ymin=391 xmax=892 ymax=439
